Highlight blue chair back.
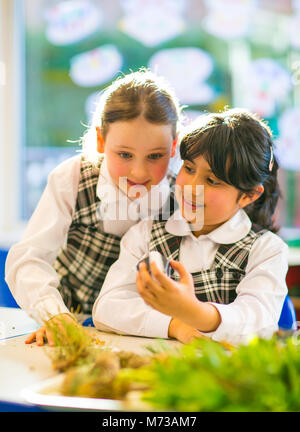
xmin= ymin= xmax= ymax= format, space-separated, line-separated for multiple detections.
xmin=278 ymin=295 xmax=297 ymax=331
xmin=0 ymin=249 xmax=19 ymax=307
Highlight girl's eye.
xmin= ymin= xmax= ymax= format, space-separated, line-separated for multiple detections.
xmin=148 ymin=153 xmax=163 ymax=160
xmin=207 ymin=177 xmax=220 ymax=185
xmin=184 ymin=164 xmax=194 ymax=174
xmin=118 ymin=152 xmax=132 ymax=159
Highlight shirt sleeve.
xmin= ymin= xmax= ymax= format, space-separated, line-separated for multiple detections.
xmin=206 ymin=231 xmax=289 ymax=345
xmin=5 ymin=156 xmax=81 ymax=324
xmin=92 ymin=219 xmax=172 ymax=338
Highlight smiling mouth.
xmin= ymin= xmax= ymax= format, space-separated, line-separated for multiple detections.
xmin=127 ymin=179 xmax=149 ymax=187
xmin=183 ymin=197 xmax=204 ymax=210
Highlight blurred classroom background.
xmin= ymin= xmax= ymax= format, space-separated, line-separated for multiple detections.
xmin=1 ymin=0 xmax=300 ymax=308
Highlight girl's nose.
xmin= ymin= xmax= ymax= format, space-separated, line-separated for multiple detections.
xmin=130 ymin=163 xmax=149 ymax=182
xmin=185 ymin=178 xmax=204 ymax=200
xmin=189 ymin=175 xmax=203 ymax=191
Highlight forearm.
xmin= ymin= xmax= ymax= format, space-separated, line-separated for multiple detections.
xmin=93 ymin=287 xmax=172 ymax=338
xmin=174 ymin=297 xmax=221 ymax=333
xmin=5 ymin=249 xmax=70 ymax=324
xmin=5 ymin=158 xmax=78 ymax=324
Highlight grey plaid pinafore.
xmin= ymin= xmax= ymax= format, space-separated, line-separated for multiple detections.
xmin=53 ymin=156 xmax=176 ymax=313
xmin=149 ymin=218 xmax=266 ymax=304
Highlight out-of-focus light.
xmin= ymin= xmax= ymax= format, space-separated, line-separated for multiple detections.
xmin=242 ymin=58 xmax=292 ymax=117
xmin=44 ymin=0 xmax=102 ymax=45
xmin=203 ymin=0 xmax=258 ymax=39
xmin=119 ymin=0 xmax=186 ymax=46
xmin=69 ymin=45 xmax=123 ymax=87
xmin=276 ymin=108 xmax=300 ymax=171
xmin=148 ymin=47 xmax=215 ymax=105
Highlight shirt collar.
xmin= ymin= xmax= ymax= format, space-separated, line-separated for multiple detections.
xmin=165 ymin=208 xmax=252 ymax=244
xmin=96 ymin=156 xmax=123 ymax=203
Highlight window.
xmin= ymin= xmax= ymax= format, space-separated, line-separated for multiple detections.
xmin=4 ymin=0 xmax=300 ymax=242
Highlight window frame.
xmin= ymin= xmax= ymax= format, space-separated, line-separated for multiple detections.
xmin=0 ymin=0 xmax=26 ymax=248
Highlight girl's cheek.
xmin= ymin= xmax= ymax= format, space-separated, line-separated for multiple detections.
xmin=115 ymin=163 xmax=129 ymax=177
xmin=151 ymin=160 xmax=170 ymax=182
xmin=107 ymin=162 xmax=129 ymax=186
xmin=175 ymin=170 xmax=185 ymax=188
xmin=205 ymin=190 xmax=227 ymax=208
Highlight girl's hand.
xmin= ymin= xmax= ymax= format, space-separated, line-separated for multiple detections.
xmin=25 ymin=325 xmax=54 ymax=346
xmin=137 ymin=259 xmax=198 ymax=322
xmin=25 ymin=313 xmax=79 ymax=346
xmin=168 ymin=317 xmax=209 ymax=344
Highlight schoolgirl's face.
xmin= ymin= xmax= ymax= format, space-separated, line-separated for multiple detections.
xmin=175 ymin=155 xmax=262 ymax=236
xmin=97 ymin=117 xmax=176 ymax=198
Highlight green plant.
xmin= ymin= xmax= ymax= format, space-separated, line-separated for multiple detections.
xmin=131 ymin=336 xmax=300 ymax=412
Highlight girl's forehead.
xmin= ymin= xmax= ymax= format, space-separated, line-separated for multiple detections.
xmin=105 ymin=118 xmax=174 ymax=151
xmin=187 ymin=155 xmax=212 ymax=171
xmin=107 ymin=117 xmax=173 ymax=134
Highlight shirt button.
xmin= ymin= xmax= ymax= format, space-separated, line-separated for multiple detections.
xmin=233 ymin=271 xmax=241 ymax=280
xmin=216 ymin=268 xmax=223 ymax=279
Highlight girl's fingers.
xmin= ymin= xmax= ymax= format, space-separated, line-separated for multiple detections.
xmin=45 ymin=328 xmax=55 ymax=347
xmin=170 ymin=260 xmax=193 ymax=284
xmin=25 ymin=331 xmax=36 ymax=344
xmin=25 ymin=315 xmax=87 ymax=347
xmin=138 ymin=263 xmax=162 ymax=291
xmin=137 ymin=272 xmax=149 ymax=298
xmin=36 ymin=328 xmax=46 ymax=346
xmin=137 ymin=272 xmax=157 ymax=305
xmin=148 ymin=262 xmax=173 ymax=288
xmin=25 ymin=327 xmax=47 ymax=345
xmin=136 ymin=272 xmax=144 ymax=294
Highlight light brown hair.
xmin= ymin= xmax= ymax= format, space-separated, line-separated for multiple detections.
xmin=81 ymin=69 xmax=181 ymax=163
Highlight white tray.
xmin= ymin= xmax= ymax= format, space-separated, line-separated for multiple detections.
xmin=20 ymin=374 xmax=138 ymax=412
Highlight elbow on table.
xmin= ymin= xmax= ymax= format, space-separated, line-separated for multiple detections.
xmin=92 ymin=296 xmax=110 ymax=329
xmin=91 ymin=296 xmax=126 ymax=335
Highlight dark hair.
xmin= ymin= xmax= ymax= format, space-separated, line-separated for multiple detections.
xmin=180 ymin=108 xmax=280 ymax=232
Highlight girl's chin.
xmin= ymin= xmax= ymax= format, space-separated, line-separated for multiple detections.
xmin=127 ymin=185 xmax=151 ymax=200
xmin=180 ymin=208 xmax=204 ymax=227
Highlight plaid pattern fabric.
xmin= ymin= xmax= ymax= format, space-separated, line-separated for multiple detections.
xmin=53 ymin=156 xmax=121 ymax=313
xmin=149 ymin=219 xmax=266 ymax=304
xmin=54 ymin=156 xmax=177 ymax=313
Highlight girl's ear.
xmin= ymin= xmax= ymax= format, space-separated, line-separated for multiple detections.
xmin=171 ymin=136 xmax=178 ymax=158
xmin=96 ymin=126 xmax=105 ymax=153
xmin=238 ymin=184 xmax=264 ymax=208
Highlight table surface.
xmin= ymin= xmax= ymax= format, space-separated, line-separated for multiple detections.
xmin=0 ymin=307 xmax=180 ymax=408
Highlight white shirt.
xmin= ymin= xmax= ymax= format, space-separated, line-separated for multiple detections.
xmin=92 ymin=209 xmax=289 ymax=345
xmin=5 ymin=155 xmax=172 ymax=324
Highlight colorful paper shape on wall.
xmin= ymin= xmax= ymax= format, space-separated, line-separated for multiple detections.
xmin=276 ymin=108 xmax=300 ymax=171
xmin=289 ymin=14 xmax=300 ymax=49
xmin=44 ymin=1 xmax=102 ymax=46
xmin=119 ymin=0 xmax=186 ymax=46
xmin=69 ymin=45 xmax=123 ymax=87
xmin=292 ymin=0 xmax=300 ymax=13
xmin=242 ymin=58 xmax=292 ymax=118
xmin=203 ymin=0 xmax=258 ymax=39
xmin=148 ymin=47 xmax=215 ymax=105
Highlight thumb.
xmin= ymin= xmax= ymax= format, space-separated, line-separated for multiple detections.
xmin=169 ymin=260 xmax=193 ymax=284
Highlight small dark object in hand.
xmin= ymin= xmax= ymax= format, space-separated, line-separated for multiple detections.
xmin=137 ymin=251 xmax=173 ymax=277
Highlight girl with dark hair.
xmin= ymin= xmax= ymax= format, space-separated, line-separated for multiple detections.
xmin=93 ymin=108 xmax=288 ymax=345
xmin=6 ymin=69 xmax=181 ymax=345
